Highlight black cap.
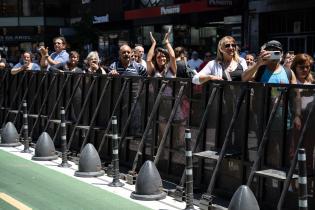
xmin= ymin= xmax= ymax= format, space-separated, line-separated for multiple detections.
xmin=263 ymin=40 xmax=283 ymax=51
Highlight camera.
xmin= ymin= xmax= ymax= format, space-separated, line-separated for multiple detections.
xmin=268 ymin=51 xmax=281 ymax=60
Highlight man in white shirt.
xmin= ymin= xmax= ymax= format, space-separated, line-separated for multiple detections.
xmin=134 ymin=45 xmax=147 ymax=69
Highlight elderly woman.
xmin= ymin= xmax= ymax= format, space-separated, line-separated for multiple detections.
xmin=146 ymin=28 xmax=176 ymax=78
xmin=192 ymin=36 xmax=247 ymax=84
xmin=289 ymin=53 xmax=314 ymax=174
xmin=84 ymin=51 xmax=106 ymax=74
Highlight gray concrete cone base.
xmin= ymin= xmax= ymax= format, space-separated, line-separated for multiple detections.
xmin=32 ymin=154 xmax=58 ymax=161
xmin=108 ymin=181 xmax=124 ymax=187
xmin=131 ymin=160 xmax=166 ymax=201
xmin=0 ymin=142 xmax=21 ymax=147
xmin=130 ymin=191 xmax=166 ymax=201
xmin=74 ymin=170 xmax=105 ymax=177
xmin=33 ymin=132 xmax=57 ymax=161
xmin=0 ymin=122 xmax=20 ymax=146
xmin=228 ymin=185 xmax=260 ymax=210
xmin=75 ymin=143 xmax=104 ymax=177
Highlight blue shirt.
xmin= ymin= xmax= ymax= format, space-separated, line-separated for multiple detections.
xmin=13 ymin=62 xmax=40 ymax=71
xmin=109 ymin=60 xmax=147 ymax=77
xmin=47 ymin=50 xmax=69 ymax=70
xmin=260 ymin=65 xmax=289 ymax=84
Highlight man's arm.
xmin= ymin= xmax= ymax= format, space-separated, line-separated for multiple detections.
xmin=242 ymin=50 xmax=269 ymax=82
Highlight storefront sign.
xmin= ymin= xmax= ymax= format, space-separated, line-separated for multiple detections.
xmin=160 ymin=5 xmax=180 ymax=15
xmin=0 ymin=35 xmax=32 ymax=41
xmin=208 ymin=0 xmax=232 ymax=6
xmin=93 ymin=15 xmax=109 ymax=24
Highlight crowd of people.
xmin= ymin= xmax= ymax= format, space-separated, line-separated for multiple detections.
xmin=2 ymin=30 xmax=315 ymax=173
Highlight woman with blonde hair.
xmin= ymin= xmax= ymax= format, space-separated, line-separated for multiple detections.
xmin=192 ymin=36 xmax=247 ymax=84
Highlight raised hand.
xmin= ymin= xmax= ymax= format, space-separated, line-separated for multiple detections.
xmin=149 ymin=32 xmax=156 ymax=44
xmin=162 ymin=27 xmax=171 ymax=45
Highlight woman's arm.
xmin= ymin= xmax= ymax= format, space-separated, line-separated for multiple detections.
xmin=11 ymin=63 xmax=27 ymax=75
xmin=146 ymin=32 xmax=156 ymax=76
xmin=192 ymin=61 xmax=222 ymax=84
xmin=163 ymin=28 xmax=177 ymax=75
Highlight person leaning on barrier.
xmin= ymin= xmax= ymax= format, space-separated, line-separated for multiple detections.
xmin=11 ymin=51 xmax=41 ymax=75
xmin=84 ymin=51 xmax=106 ymax=74
xmin=146 ymin=28 xmax=176 ymax=78
xmin=289 ymin=53 xmax=315 ymax=173
xmin=39 ymin=36 xmax=69 ymax=70
xmin=49 ymin=51 xmax=83 ymax=73
xmin=192 ymin=36 xmax=247 ymax=84
xmin=109 ymin=44 xmax=147 ymax=77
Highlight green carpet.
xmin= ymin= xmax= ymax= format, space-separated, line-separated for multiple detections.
xmin=0 ymin=149 xmax=150 ymax=210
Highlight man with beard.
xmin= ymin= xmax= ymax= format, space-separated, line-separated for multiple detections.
xmin=109 ymin=44 xmax=147 ymax=77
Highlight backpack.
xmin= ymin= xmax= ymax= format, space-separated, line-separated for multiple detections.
xmin=254 ymin=65 xmax=292 ymax=83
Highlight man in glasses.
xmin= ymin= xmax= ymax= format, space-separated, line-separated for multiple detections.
xmin=39 ymin=36 xmax=69 ymax=70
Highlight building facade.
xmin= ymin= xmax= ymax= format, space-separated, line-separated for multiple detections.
xmin=248 ymin=0 xmax=315 ymax=54
xmin=0 ymin=0 xmax=70 ymax=63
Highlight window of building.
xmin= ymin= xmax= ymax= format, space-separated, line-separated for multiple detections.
xmin=0 ymin=0 xmax=18 ymax=17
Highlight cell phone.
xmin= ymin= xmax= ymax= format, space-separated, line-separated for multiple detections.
xmin=269 ymin=51 xmax=281 ymax=60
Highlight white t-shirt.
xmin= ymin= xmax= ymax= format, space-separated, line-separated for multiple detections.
xmin=192 ymin=57 xmax=247 ymax=84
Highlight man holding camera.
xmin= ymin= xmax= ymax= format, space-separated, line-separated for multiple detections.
xmin=242 ymin=40 xmax=301 ymax=167
xmin=242 ymin=40 xmax=297 ymax=84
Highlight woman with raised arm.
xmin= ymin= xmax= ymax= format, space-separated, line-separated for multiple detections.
xmin=146 ymin=28 xmax=177 ymax=78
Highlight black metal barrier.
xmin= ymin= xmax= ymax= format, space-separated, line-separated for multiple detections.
xmin=1 ymin=69 xmax=315 ymax=210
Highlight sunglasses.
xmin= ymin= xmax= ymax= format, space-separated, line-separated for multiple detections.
xmin=297 ymin=65 xmax=311 ymax=70
xmin=224 ymin=44 xmax=236 ymax=48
